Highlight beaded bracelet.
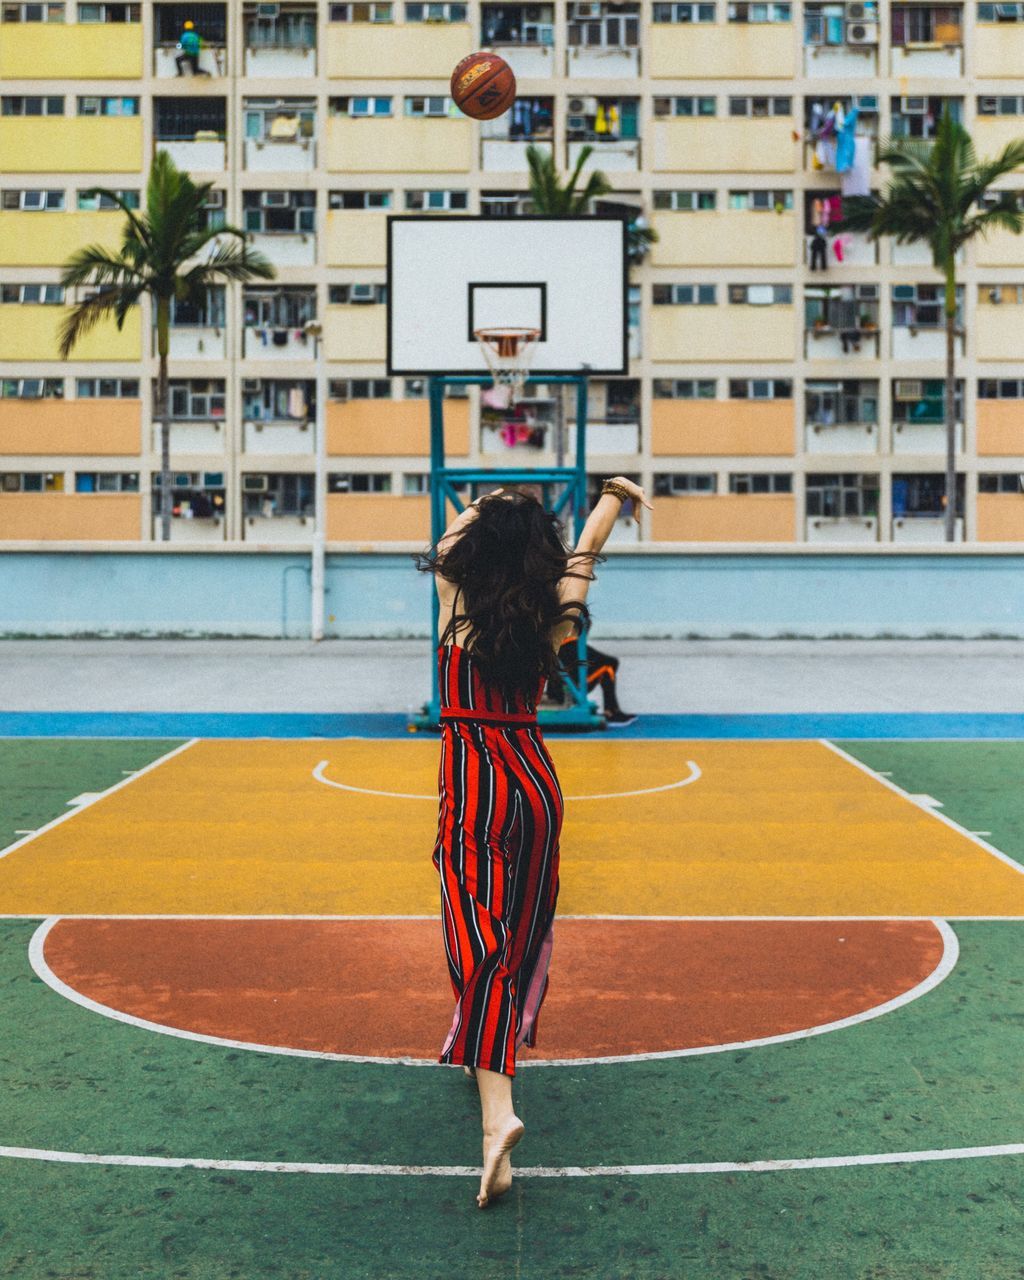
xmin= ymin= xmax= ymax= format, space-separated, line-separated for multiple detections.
xmin=601 ymin=480 xmax=631 ymax=504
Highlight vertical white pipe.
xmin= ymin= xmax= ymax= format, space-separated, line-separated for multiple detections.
xmin=310 ymin=326 xmax=327 ymax=641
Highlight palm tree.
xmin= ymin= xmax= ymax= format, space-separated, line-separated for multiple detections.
xmin=525 ymin=142 xmax=659 ymax=264
xmin=838 ymin=109 xmax=1024 ymax=541
xmin=59 ymin=150 xmax=275 ymax=541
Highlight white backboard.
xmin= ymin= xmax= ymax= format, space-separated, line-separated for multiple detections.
xmin=386 ymin=215 xmax=628 ymax=376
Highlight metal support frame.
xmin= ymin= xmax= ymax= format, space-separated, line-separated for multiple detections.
xmin=414 ymin=374 xmax=604 ymax=731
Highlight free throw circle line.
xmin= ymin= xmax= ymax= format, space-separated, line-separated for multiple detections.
xmin=1 ymin=1140 xmax=1021 ymax=1178
xmin=28 ymin=917 xmax=957 ymax=1069
xmin=311 ymin=758 xmax=702 ymax=802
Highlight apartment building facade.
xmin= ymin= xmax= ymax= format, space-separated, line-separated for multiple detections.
xmin=1 ymin=0 xmax=1024 ymax=545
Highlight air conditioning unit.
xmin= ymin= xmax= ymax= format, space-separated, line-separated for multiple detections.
xmin=846 ymin=1 xmax=873 ymax=17
xmin=243 ymin=474 xmax=268 ymax=492
xmin=852 ymin=94 xmax=879 ymax=112
xmin=349 ymin=283 xmax=376 ymax=303
xmin=895 ymin=380 xmax=922 ymax=400
xmin=205 ymin=189 xmax=225 ymax=208
xmin=980 ymin=96 xmax=999 ymax=114
xmin=21 ymin=191 xmax=45 ymax=211
xmin=242 ymin=378 xmax=261 ymax=392
xmin=572 ymin=3 xmax=602 ymax=18
xmin=257 ymin=3 xmax=280 ymax=16
xmin=847 ymin=21 xmax=878 ymax=43
xmin=567 ymin=96 xmax=599 ymax=116
xmin=856 ymin=284 xmax=879 ymax=299
xmin=900 ymin=97 xmax=927 ymax=114
xmin=262 ymin=191 xmax=290 ymax=207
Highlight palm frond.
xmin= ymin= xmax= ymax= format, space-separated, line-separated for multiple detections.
xmin=79 ymin=186 xmax=153 ymax=254
xmin=59 ymin=243 xmax=146 ymax=291
xmin=57 ymin=287 xmax=136 ymax=360
xmin=178 ymin=238 xmax=275 ymax=301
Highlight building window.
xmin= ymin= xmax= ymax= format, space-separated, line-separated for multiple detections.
xmin=892 ymin=472 xmax=963 ymax=518
xmin=405 ymin=2 xmax=467 ymax=19
xmin=728 ymin=96 xmax=792 ymax=118
xmin=891 ymin=5 xmax=962 ymax=45
xmin=728 ymin=284 xmax=792 ymax=304
xmin=978 ymin=474 xmax=1022 ymax=493
xmin=243 ymin=288 xmax=317 ymax=328
xmin=568 ymin=3 xmax=640 ymax=47
xmin=74 ymin=471 xmax=139 ymax=492
xmin=242 ymin=379 xmax=313 ymax=422
xmin=979 ymin=378 xmax=1024 ymax=399
xmin=728 ymin=1 xmax=790 ymax=19
xmin=154 ymin=4 xmax=227 ymax=44
xmin=330 ymin=95 xmax=393 ymax=117
xmin=652 ymin=2 xmax=716 ymax=20
xmin=1 ymin=283 xmax=64 ymax=303
xmin=729 ymin=473 xmax=793 ymax=494
xmin=1 ymin=189 xmax=65 ymax=210
xmin=76 ymin=377 xmax=139 ymax=397
xmin=329 ymin=190 xmax=391 ymax=209
xmin=890 ymin=96 xmax=961 ymax=139
xmin=1 ymin=471 xmax=64 ymax=492
xmin=404 ymin=95 xmax=454 ymax=118
xmin=653 ymin=96 xmax=716 ymax=118
xmin=329 ymin=473 xmax=392 ymax=492
xmin=154 ymin=97 xmax=227 ymax=141
xmin=652 ymin=189 xmax=716 ymax=211
xmin=891 ymin=379 xmax=962 ymax=424
xmin=728 ymin=189 xmax=793 ymax=211
xmin=404 ymin=189 xmax=468 ymax=210
xmin=243 ymin=99 xmax=316 ymax=142
xmin=243 ymin=4 xmax=317 ymax=48
xmin=891 ymin=283 xmax=961 ymax=328
xmin=76 ymin=188 xmax=139 ymax=210
xmin=403 ymin=473 xmax=430 ymax=494
xmin=328 ymin=1 xmax=393 ymax=19
xmin=243 ymin=473 xmax=314 ymax=517
xmin=1 ymin=95 xmax=64 ymax=116
xmin=166 ymin=379 xmax=227 ymax=420
xmin=0 ymin=378 xmax=64 ymax=398
xmin=328 ymin=378 xmax=392 ymax=400
xmin=1 ymin=3 xmax=65 ymax=20
xmin=243 ymin=190 xmax=316 ymax=234
xmin=978 ymin=1 xmax=1024 ymax=17
xmin=729 ymin=378 xmax=792 ymax=399
xmin=168 ymin=289 xmax=226 ymax=328
xmin=652 ymin=284 xmax=717 ymax=305
xmin=653 ymin=473 xmax=718 ymax=495
xmin=77 ymin=3 xmax=140 ymax=20
xmin=652 ymin=379 xmax=717 ymax=398
xmin=806 ymin=472 xmax=879 ymax=518
xmin=328 ymin=283 xmax=388 ymax=304
xmin=77 ymin=96 xmax=139 ymax=117
xmin=805 ymin=380 xmax=878 ymax=426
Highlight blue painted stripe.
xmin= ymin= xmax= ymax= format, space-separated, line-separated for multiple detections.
xmin=1 ymin=712 xmax=1024 ymax=739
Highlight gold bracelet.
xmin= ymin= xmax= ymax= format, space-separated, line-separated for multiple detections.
xmin=601 ymin=480 xmax=631 ymax=504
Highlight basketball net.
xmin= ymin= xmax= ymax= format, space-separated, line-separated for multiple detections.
xmin=474 ymin=327 xmax=540 ymax=409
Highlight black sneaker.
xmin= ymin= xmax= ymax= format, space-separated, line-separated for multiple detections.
xmin=604 ymin=711 xmax=638 ymax=727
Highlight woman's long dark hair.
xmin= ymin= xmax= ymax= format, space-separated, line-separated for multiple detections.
xmin=415 ymin=490 xmax=603 ymax=705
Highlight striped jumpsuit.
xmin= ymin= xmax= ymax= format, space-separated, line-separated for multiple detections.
xmin=432 ymin=642 xmax=564 ymax=1077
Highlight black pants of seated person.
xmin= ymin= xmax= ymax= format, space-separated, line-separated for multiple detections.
xmin=548 ymin=638 xmax=628 ymax=719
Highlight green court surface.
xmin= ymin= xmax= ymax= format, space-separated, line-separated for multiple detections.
xmin=1 ymin=739 xmax=1023 ymax=1279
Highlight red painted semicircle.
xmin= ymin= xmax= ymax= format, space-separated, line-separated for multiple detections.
xmin=42 ymin=918 xmax=946 ymax=1061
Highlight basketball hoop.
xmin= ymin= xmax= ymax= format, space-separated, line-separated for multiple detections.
xmin=474 ymin=326 xmax=540 ymax=408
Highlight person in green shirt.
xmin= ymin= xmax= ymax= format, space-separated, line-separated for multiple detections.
xmin=175 ymin=21 xmax=210 ymax=77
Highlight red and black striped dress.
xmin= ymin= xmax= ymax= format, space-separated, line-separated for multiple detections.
xmin=432 ymin=642 xmax=563 ymax=1077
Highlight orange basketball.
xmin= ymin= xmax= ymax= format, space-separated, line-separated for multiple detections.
xmin=450 ymin=52 xmax=516 ymax=121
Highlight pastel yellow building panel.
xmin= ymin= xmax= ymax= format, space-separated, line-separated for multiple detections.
xmin=976 ymin=400 xmax=1024 ymax=456
xmin=974 ymin=24 xmax=1024 ymax=77
xmin=651 ymin=494 xmax=796 ymax=543
xmin=0 ymin=493 xmax=141 ymax=541
xmin=325 ymin=211 xmax=388 ymax=267
xmin=0 ymin=117 xmax=143 ymax=174
xmin=0 ymin=399 xmax=141 ymax=456
xmin=328 ymin=398 xmax=469 ymax=457
xmin=975 ymin=296 xmax=1024 ymax=361
xmin=652 ymin=211 xmax=796 ymax=267
xmin=0 ymin=22 xmax=143 ymax=79
xmin=652 ymin=118 xmax=798 ymax=173
xmin=0 ymin=306 xmax=141 ymax=362
xmin=652 ymin=399 xmax=795 ymax=456
xmin=326 ymin=118 xmax=473 ymax=174
xmin=973 ymin=118 xmax=1024 ymax=166
xmin=324 ymin=304 xmax=387 ymax=361
xmin=648 ymin=24 xmax=795 ymax=78
xmin=325 ymin=23 xmax=472 ymax=79
xmin=976 ymin=494 xmax=1024 ymax=541
xmin=651 ymin=305 xmax=794 ymax=362
xmin=975 ymin=228 xmax=1024 ymax=267
xmin=0 ymin=211 xmax=123 ymax=268
xmin=326 ymin=493 xmax=430 ymax=542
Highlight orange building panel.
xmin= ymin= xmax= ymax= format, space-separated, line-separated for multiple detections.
xmin=326 ymin=493 xmax=431 ymax=542
xmin=0 ymin=493 xmax=141 ymax=541
xmin=976 ymin=401 xmax=1024 ymax=456
xmin=976 ymin=494 xmax=1024 ymax=541
xmin=0 ymin=400 xmax=142 ymax=457
xmin=652 ymin=400 xmax=795 ymax=457
xmin=651 ymin=494 xmax=797 ymax=542
xmin=327 ymin=398 xmax=469 ymax=458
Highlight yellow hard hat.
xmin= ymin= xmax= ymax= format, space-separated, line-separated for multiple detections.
xmin=184 ymin=19 xmax=194 ymax=28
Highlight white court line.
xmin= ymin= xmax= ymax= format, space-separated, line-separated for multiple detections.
xmin=2 ymin=1140 xmax=1022 ymax=1178
xmin=28 ymin=916 xmax=958 ymax=1069
xmin=4 ymin=913 xmax=1023 ymax=921
xmin=820 ymin=739 xmax=1024 ymax=878
xmin=0 ymin=739 xmax=200 ymax=862
xmin=312 ymin=758 xmax=702 ymax=802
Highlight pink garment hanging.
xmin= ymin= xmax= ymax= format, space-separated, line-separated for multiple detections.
xmin=832 ymin=236 xmax=844 ymax=263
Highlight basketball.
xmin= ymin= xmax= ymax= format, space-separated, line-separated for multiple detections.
xmin=450 ymin=52 xmax=516 ymax=121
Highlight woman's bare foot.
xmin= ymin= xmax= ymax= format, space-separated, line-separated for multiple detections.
xmin=476 ymin=1114 xmax=524 ymax=1208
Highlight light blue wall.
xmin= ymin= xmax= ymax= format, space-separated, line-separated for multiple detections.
xmin=1 ymin=549 xmax=1022 ymax=638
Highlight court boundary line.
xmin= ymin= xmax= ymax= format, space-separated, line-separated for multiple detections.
xmin=820 ymin=739 xmax=1024 ymax=878
xmin=4 ymin=913 xmax=1024 ymax=921
xmin=2 ymin=1140 xmax=1021 ymax=1178
xmin=312 ymin=757 xmax=702 ymax=802
xmin=28 ymin=915 xmax=958 ymax=1069
xmin=0 ymin=738 xmax=200 ymax=862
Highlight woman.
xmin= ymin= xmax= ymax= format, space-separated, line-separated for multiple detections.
xmin=417 ymin=475 xmax=651 ymax=1208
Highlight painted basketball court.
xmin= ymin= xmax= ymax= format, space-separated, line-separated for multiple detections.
xmin=1 ymin=730 xmax=1023 ymax=1277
